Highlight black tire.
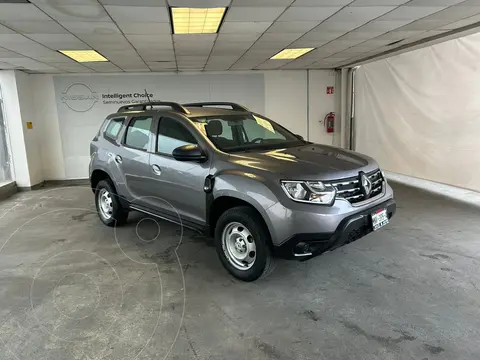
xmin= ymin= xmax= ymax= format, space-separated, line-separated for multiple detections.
xmin=94 ymin=179 xmax=128 ymax=227
xmin=214 ymin=206 xmax=276 ymax=282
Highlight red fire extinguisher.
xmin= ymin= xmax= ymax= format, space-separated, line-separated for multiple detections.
xmin=324 ymin=112 xmax=335 ymax=133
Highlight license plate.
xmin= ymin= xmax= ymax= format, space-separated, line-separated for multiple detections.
xmin=371 ymin=208 xmax=389 ymax=231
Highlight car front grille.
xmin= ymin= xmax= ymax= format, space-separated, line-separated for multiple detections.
xmin=326 ymin=169 xmax=384 ymax=205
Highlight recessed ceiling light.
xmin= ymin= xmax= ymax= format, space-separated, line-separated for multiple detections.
xmin=271 ymin=48 xmax=315 ymax=60
xmin=171 ymin=7 xmax=226 ymax=34
xmin=59 ymin=50 xmax=108 ymax=63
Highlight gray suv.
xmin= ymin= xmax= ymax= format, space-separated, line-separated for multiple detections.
xmin=90 ymin=101 xmax=396 ymax=281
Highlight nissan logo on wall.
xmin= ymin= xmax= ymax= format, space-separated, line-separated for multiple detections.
xmin=61 ymin=83 xmax=99 ymax=112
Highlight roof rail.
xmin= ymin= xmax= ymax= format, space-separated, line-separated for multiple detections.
xmin=117 ymin=101 xmax=190 ymax=115
xmin=182 ymin=102 xmax=249 ymax=112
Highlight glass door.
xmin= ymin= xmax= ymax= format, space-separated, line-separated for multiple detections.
xmin=0 ymin=92 xmax=13 ymax=184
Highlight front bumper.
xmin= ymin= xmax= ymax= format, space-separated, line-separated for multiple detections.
xmin=273 ymin=198 xmax=396 ymax=260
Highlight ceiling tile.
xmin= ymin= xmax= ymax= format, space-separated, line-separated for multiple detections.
xmin=139 ymin=52 xmax=175 ymax=61
xmin=30 ymin=0 xmax=99 ymax=4
xmin=336 ymin=30 xmax=386 ymax=41
xmin=0 ymin=4 xmax=51 ymax=21
xmin=84 ymin=61 xmax=122 ymax=72
xmin=0 ymin=61 xmax=21 ymax=70
xmin=242 ymin=48 xmax=278 ymax=58
xmin=456 ymin=0 xmax=480 ymax=4
xmin=232 ymin=0 xmax=293 ymax=5
xmin=289 ymin=38 xmax=329 ymax=47
xmin=407 ymin=0 xmax=465 ymax=5
xmin=311 ymin=20 xmax=363 ymax=32
xmin=374 ymin=30 xmax=423 ymax=41
xmin=211 ymin=43 xmax=251 ymax=56
xmin=225 ymin=7 xmax=286 ymax=21
xmin=440 ymin=14 xmax=480 ymax=29
xmin=255 ymin=59 xmax=291 ymax=69
xmin=421 ymin=5 xmax=480 ymax=20
xmin=123 ymin=68 xmax=151 ymax=72
xmin=266 ymin=21 xmax=320 ymax=33
xmin=173 ymin=34 xmax=217 ymax=42
xmin=355 ymin=20 xmax=412 ymax=32
xmin=60 ymin=21 xmax=121 ymax=35
xmin=27 ymin=34 xmax=90 ymax=50
xmin=146 ymin=61 xmax=176 ymax=69
xmin=116 ymin=63 xmax=150 ymax=71
xmin=249 ymin=42 xmax=287 ymax=51
xmin=220 ymin=21 xmax=272 ymax=33
xmin=216 ymin=33 xmax=261 ymax=42
xmin=33 ymin=52 xmax=81 ymax=62
xmin=378 ymin=6 xmax=446 ymax=20
xmin=4 ymin=21 xmax=68 ymax=34
xmin=36 ymin=4 xmax=110 ymax=22
xmin=206 ymin=55 xmax=239 ymax=65
xmin=104 ymin=5 xmax=169 ymax=22
xmin=0 ymin=49 xmax=22 ymax=58
xmin=48 ymin=62 xmax=92 ymax=71
xmin=331 ymin=6 xmax=396 ymax=22
xmin=0 ymin=24 xmax=15 ymax=34
xmin=169 ymin=0 xmax=230 ymax=5
xmin=117 ymin=22 xmax=171 ymax=35
xmin=256 ymin=32 xmax=304 ymax=42
xmin=230 ymin=59 xmax=264 ymax=70
xmin=100 ymin=0 xmax=166 ymax=5
xmin=278 ymin=6 xmax=342 ymax=21
xmin=280 ymin=57 xmax=315 ymax=69
xmin=350 ymin=0 xmax=409 ymax=4
xmin=175 ymin=46 xmax=212 ymax=56
xmin=397 ymin=19 xmax=451 ymax=31
xmin=292 ymin=0 xmax=352 ymax=5
xmin=126 ymin=34 xmax=173 ymax=45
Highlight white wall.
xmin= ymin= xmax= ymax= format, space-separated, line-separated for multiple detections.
xmin=355 ymin=32 xmax=480 ymax=192
xmin=308 ymin=70 xmax=336 ymax=145
xmin=4 ymin=69 xmax=337 ymax=181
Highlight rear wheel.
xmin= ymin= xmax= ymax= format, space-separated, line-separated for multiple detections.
xmin=214 ymin=206 xmax=275 ymax=282
xmin=95 ymin=179 xmax=128 ymax=227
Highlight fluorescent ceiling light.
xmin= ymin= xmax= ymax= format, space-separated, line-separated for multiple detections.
xmin=171 ymin=7 xmax=226 ymax=34
xmin=59 ymin=50 xmax=108 ymax=62
xmin=271 ymin=48 xmax=315 ymax=60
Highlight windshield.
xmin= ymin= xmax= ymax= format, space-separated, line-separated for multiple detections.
xmin=192 ymin=114 xmax=305 ymax=152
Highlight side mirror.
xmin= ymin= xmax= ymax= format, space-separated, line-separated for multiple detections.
xmin=172 ymin=144 xmax=207 ymax=162
xmin=296 ymin=134 xmax=304 ymax=141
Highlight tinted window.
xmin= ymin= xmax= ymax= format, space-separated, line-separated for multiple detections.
xmin=124 ymin=116 xmax=153 ymax=151
xmin=104 ymin=118 xmax=124 ymax=139
xmin=157 ymin=117 xmax=197 ymax=155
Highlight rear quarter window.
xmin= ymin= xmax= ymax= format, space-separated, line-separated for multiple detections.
xmin=104 ymin=118 xmax=124 ymax=140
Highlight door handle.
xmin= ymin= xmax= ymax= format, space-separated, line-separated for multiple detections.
xmin=114 ymin=155 xmax=122 ymax=164
xmin=151 ymin=164 xmax=161 ymax=175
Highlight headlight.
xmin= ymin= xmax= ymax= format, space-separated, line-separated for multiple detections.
xmin=381 ymin=169 xmax=387 ymax=183
xmin=281 ymin=180 xmax=336 ymax=205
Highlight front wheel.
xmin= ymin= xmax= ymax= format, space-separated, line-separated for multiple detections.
xmin=214 ymin=206 xmax=276 ymax=282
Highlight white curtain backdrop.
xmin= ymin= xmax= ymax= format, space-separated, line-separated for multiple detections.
xmin=355 ymin=32 xmax=480 ymax=192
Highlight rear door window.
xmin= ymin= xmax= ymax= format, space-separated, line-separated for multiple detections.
xmin=124 ymin=116 xmax=153 ymax=151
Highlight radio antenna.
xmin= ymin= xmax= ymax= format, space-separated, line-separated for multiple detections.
xmin=144 ymin=89 xmax=152 ymax=109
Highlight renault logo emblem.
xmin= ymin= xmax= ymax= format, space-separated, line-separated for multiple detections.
xmin=359 ymin=172 xmax=372 ymax=198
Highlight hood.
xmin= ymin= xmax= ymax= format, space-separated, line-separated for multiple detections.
xmin=229 ymin=143 xmax=378 ymax=181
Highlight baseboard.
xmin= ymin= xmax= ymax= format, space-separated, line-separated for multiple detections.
xmin=17 ymin=178 xmax=90 ymax=192
xmin=385 ymin=171 xmax=480 ymax=208
xmin=0 ymin=181 xmax=17 ymax=201
xmin=44 ymin=179 xmax=90 ymax=187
